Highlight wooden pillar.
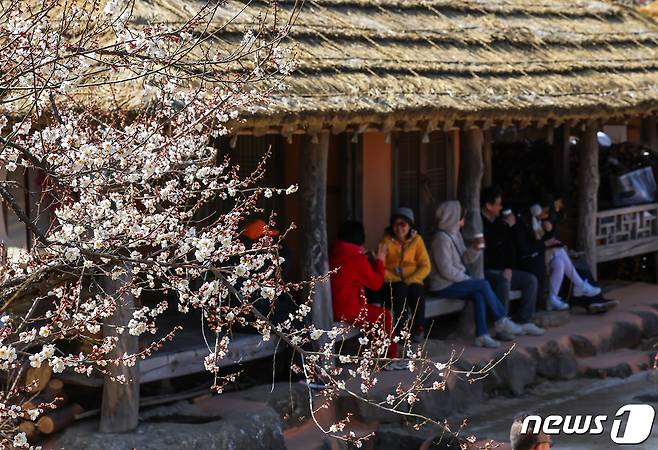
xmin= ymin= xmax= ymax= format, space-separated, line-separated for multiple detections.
xmin=299 ymin=132 xmax=333 ymax=337
xmin=553 ymin=124 xmax=572 ymax=194
xmin=445 ymin=130 xmax=460 ymax=200
xmin=577 ymin=121 xmax=599 ymax=280
xmin=458 ymin=128 xmax=484 ymax=278
xmin=457 ymin=128 xmax=484 ymax=337
xmin=99 ymin=275 xmax=139 ymax=432
xmin=642 ymin=117 xmax=658 ymax=153
xmin=482 ymin=129 xmax=492 ymax=188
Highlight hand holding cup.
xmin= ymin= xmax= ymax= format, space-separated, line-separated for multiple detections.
xmin=473 ymin=233 xmax=485 ymax=250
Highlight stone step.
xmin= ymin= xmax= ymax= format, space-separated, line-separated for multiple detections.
xmin=577 ymin=349 xmax=652 ymax=379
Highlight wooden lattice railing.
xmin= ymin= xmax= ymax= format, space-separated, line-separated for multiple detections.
xmin=596 ymin=203 xmax=658 ymax=262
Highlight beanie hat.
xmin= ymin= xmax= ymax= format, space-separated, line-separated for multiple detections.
xmin=392 ymin=206 xmax=415 ymax=226
xmin=529 ymin=204 xmax=543 ymax=218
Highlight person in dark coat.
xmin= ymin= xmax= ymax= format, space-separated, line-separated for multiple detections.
xmin=481 ymin=186 xmax=544 ymax=335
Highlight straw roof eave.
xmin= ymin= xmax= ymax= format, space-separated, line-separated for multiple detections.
xmin=72 ymin=0 xmax=658 ymax=129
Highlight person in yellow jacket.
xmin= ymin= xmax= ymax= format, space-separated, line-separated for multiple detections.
xmin=380 ymin=207 xmax=431 ymax=343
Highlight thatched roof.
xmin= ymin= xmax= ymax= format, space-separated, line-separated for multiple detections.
xmin=118 ymin=1 xmax=658 ymax=130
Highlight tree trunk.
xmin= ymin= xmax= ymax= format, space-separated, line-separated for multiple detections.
xmin=299 ymin=133 xmax=333 ymax=340
xmin=99 ymin=275 xmax=139 ymax=433
xmin=457 ymin=128 xmax=484 ymax=337
xmin=577 ymin=121 xmax=599 ymax=280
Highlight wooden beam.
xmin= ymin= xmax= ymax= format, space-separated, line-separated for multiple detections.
xmin=99 ymin=275 xmax=139 ymax=433
xmin=299 ymin=133 xmax=333 ymax=341
xmin=577 ymin=121 xmax=600 ymax=280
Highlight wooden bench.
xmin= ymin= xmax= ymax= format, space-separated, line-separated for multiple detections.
xmin=336 ymin=289 xmax=522 ymax=339
xmin=425 ymin=289 xmax=521 ymax=319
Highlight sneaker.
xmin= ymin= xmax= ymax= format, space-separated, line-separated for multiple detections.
xmin=574 ymin=280 xmax=602 ymax=298
xmin=546 ymin=295 xmax=570 ymax=311
xmin=474 ymin=334 xmax=501 ymax=348
xmin=520 ymin=322 xmax=545 ymax=336
xmin=496 ymin=330 xmax=515 ymax=341
xmin=587 ymin=300 xmax=619 ymax=314
xmin=495 ymin=317 xmax=524 ymax=335
xmin=383 ymin=360 xmax=409 ymax=371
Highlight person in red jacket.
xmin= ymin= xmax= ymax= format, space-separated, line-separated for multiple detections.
xmin=329 ymin=221 xmax=398 ymax=360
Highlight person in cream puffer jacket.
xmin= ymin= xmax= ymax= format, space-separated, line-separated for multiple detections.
xmin=428 ymin=201 xmax=524 ymax=348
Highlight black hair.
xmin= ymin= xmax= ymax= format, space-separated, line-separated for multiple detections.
xmin=481 ymin=186 xmax=503 ymax=208
xmin=337 ymin=220 xmax=365 ymax=246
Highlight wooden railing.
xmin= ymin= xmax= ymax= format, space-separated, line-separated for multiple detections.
xmin=596 ymin=203 xmax=658 ymax=263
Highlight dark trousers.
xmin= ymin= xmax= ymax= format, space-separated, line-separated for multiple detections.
xmin=485 ymin=269 xmax=537 ymax=324
xmin=381 ymin=282 xmax=425 ymax=336
xmin=519 ymin=255 xmax=547 ymax=311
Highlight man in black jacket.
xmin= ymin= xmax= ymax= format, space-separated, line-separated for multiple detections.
xmin=481 ymin=187 xmax=544 ymax=336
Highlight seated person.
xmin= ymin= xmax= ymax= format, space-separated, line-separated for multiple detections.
xmin=380 ymin=207 xmax=431 ymax=343
xmin=241 ymin=218 xmax=295 ymax=327
xmin=529 ymin=202 xmax=600 ymax=310
xmin=481 ymin=187 xmax=544 ymax=336
xmin=427 ymin=201 xmax=523 ymax=348
xmin=542 ymin=194 xmax=618 ymax=314
xmin=329 ymin=221 xmax=398 ymax=361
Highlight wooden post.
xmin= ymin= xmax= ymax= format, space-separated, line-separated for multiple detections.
xmin=457 ymin=128 xmax=484 ymax=337
xmin=577 ymin=121 xmax=600 ymax=280
xmin=554 ymin=125 xmax=572 ymax=194
xmin=482 ymin=129 xmax=492 ymax=188
xmin=299 ymin=133 xmax=333 ymax=338
xmin=641 ymin=117 xmax=658 ymax=281
xmin=99 ymin=275 xmax=139 ymax=433
xmin=642 ymin=117 xmax=658 ymax=153
xmin=458 ymin=128 xmax=485 ymax=278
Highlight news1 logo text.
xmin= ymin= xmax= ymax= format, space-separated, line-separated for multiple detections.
xmin=521 ymin=404 xmax=656 ymax=445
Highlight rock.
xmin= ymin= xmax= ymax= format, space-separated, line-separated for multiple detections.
xmin=416 ymin=361 xmax=484 ymax=420
xmin=374 ymin=425 xmax=459 ymax=450
xmin=528 ymin=341 xmax=577 ymax=380
xmin=582 ymin=363 xmax=633 ymax=379
xmin=634 ymin=311 xmax=658 ymax=338
xmin=610 ymin=321 xmax=642 ymax=350
xmin=373 ymin=425 xmax=432 ymax=450
xmin=492 ymin=349 xmax=536 ymax=396
xmin=50 ymin=406 xmax=285 ymax=450
xmin=237 ymin=382 xmax=311 ymax=429
xmin=474 ymin=361 xmax=505 ymax=396
xmin=641 ymin=337 xmax=658 ymax=351
xmin=533 ymin=311 xmax=570 ymax=329
xmin=570 ymin=335 xmax=597 ymax=357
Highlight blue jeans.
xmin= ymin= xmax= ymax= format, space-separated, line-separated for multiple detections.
xmin=430 ymin=279 xmax=506 ymax=337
